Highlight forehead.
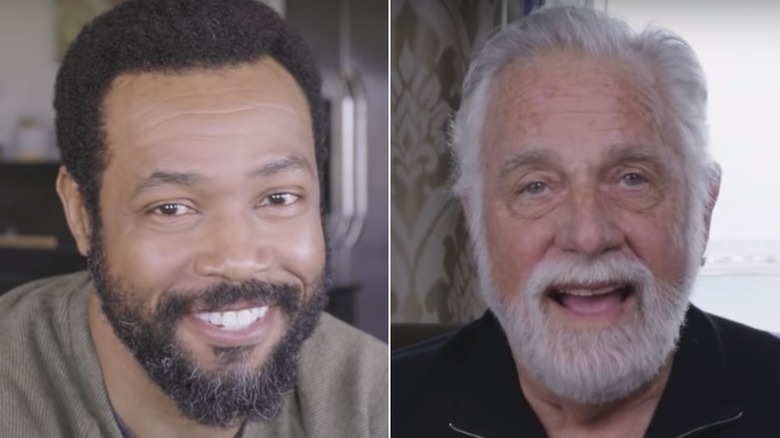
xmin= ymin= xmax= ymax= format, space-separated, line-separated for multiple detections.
xmin=104 ymin=57 xmax=310 ymax=126
xmin=482 ymin=51 xmax=663 ymax=154
xmin=99 ymin=58 xmax=315 ymax=177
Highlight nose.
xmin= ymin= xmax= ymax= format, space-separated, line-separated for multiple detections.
xmin=193 ymin=213 xmax=272 ymax=282
xmin=555 ymin=189 xmax=623 ymax=257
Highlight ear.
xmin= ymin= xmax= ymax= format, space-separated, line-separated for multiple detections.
xmin=56 ymin=166 xmax=92 ymax=257
xmin=702 ymin=163 xmax=722 ymax=246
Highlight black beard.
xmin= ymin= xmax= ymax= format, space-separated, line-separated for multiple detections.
xmin=87 ymin=232 xmax=328 ymax=428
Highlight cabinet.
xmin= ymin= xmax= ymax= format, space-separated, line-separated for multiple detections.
xmin=0 ymin=162 xmax=84 ymax=292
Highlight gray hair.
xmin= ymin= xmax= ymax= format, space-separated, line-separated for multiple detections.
xmin=450 ymin=5 xmax=717 ymax=273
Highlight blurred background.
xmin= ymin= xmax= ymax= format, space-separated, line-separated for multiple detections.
xmin=0 ymin=0 xmax=389 ymax=341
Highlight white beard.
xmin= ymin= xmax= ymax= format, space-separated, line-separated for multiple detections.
xmin=466 ymin=158 xmax=711 ymax=405
xmin=487 ymin=253 xmax=693 ymax=404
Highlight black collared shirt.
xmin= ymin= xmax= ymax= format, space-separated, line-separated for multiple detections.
xmin=392 ymin=305 xmax=780 ymax=437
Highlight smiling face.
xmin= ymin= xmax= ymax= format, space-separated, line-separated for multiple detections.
xmin=76 ymin=58 xmax=326 ymax=425
xmin=473 ymin=51 xmax=707 ymax=403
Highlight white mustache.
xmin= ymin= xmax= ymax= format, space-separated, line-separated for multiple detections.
xmin=525 ymin=253 xmax=655 ymax=300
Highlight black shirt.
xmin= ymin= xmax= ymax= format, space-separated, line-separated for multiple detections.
xmin=392 ymin=305 xmax=780 ymax=437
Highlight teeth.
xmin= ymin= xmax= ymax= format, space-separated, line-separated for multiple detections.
xmin=222 ymin=311 xmax=238 ymax=327
xmin=195 ymin=306 xmax=269 ymax=331
xmin=236 ymin=309 xmax=253 ymax=326
xmin=560 ymin=286 xmax=620 ymax=297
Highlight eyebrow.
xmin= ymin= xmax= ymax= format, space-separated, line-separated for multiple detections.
xmin=603 ymin=143 xmax=671 ymax=173
xmin=499 ymin=150 xmax=558 ymax=178
xmin=132 ymin=171 xmax=204 ymax=198
xmin=131 ymin=154 xmax=315 ymax=198
xmin=499 ymin=143 xmax=671 ymax=174
xmin=247 ymin=154 xmax=314 ymax=179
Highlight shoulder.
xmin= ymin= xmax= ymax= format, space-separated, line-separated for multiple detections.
xmin=0 ymin=272 xmax=90 ymax=364
xmin=392 ymin=314 xmax=492 ymax=395
xmin=699 ymin=309 xmax=780 ymax=373
xmin=696 ymin=308 xmax=780 ymax=364
xmin=0 ymin=272 xmax=109 ymax=436
xmin=391 ymin=314 xmax=502 ymax=435
xmin=295 ymin=314 xmax=388 ymax=438
xmin=688 ymin=307 xmax=780 ymax=429
xmin=0 ymin=272 xmax=90 ymax=318
xmin=311 ymin=313 xmax=387 ymax=353
xmin=0 ymin=271 xmax=91 ymax=356
xmin=304 ymin=313 xmax=387 ymax=378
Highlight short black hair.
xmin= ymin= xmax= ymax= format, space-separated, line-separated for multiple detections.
xmin=54 ymin=0 xmax=326 ymax=219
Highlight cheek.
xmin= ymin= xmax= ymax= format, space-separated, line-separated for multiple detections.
xmin=99 ymin=198 xmax=326 ymax=301
xmin=483 ymin=198 xmax=553 ymax=299
xmin=103 ymin=220 xmax=193 ymax=299
xmin=621 ymin=212 xmax=687 ymax=284
xmin=272 ymin=215 xmax=326 ymax=285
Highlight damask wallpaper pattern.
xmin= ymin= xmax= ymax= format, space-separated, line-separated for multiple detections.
xmin=391 ymin=0 xmax=530 ymax=323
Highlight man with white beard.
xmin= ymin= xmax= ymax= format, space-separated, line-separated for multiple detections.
xmin=392 ymin=6 xmax=780 ymax=437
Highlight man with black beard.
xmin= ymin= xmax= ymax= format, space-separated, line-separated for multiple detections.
xmin=393 ymin=6 xmax=780 ymax=438
xmin=0 ymin=0 xmax=386 ymax=437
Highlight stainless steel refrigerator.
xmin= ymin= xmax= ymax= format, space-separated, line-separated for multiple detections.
xmin=286 ymin=0 xmax=389 ymax=341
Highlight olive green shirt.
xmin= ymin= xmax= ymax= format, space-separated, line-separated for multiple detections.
xmin=0 ymin=272 xmax=387 ymax=437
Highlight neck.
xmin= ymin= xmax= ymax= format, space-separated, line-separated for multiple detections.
xmin=88 ymin=291 xmax=241 ymax=438
xmin=517 ymin=357 xmax=673 ymax=438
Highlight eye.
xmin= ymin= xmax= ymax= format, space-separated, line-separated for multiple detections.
xmin=620 ymin=172 xmax=648 ymax=187
xmin=260 ymin=192 xmax=301 ymax=207
xmin=520 ymin=181 xmax=548 ymax=195
xmin=153 ymin=203 xmax=194 ymax=216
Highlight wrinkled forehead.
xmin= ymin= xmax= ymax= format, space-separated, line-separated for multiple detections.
xmin=482 ymin=51 xmax=664 ymax=146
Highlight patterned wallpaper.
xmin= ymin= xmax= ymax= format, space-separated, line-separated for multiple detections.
xmin=390 ymin=0 xmax=530 ymax=323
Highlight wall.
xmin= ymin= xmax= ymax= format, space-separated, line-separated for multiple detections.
xmin=390 ymin=0 xmax=531 ymax=323
xmin=0 ymin=0 xmax=59 ymax=160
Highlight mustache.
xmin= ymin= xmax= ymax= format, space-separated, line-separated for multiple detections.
xmin=526 ymin=253 xmax=654 ymax=298
xmin=155 ymin=280 xmax=302 ymax=320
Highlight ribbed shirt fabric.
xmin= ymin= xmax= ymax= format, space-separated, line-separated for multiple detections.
xmin=0 ymin=272 xmax=387 ymax=437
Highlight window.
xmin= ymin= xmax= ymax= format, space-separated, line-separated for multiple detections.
xmin=606 ymin=1 xmax=780 ymax=333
